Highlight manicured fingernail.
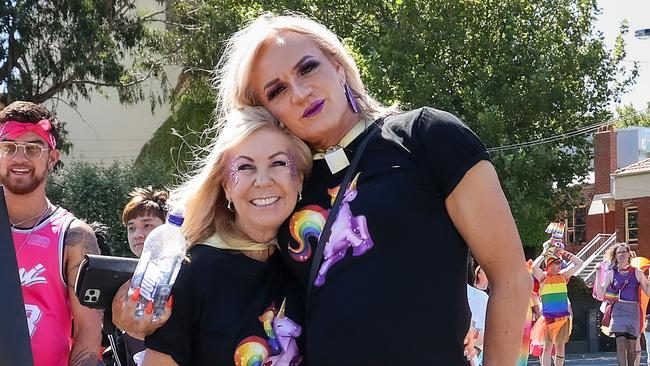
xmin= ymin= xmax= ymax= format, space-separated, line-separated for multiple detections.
xmin=463 ymin=338 xmax=468 ymax=345
xmin=130 ymin=288 xmax=140 ymax=302
xmin=464 ymin=350 xmax=470 ymax=357
xmin=145 ymin=301 xmax=153 ymax=315
xmin=166 ymin=295 xmax=174 ymax=309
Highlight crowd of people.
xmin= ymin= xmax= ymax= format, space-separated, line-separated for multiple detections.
xmin=3 ymin=11 xmax=648 ymax=366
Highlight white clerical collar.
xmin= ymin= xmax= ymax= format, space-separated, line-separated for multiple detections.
xmin=313 ymin=119 xmax=369 ymax=174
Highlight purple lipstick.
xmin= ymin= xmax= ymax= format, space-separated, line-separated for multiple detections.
xmin=302 ymin=99 xmax=325 ymax=118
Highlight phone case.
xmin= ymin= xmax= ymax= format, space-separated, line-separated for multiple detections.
xmin=74 ymin=254 xmax=139 ymax=309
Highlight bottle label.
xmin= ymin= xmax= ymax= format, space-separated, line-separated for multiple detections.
xmin=139 ymin=262 xmax=164 ymax=302
xmin=168 ymin=214 xmax=184 ymax=226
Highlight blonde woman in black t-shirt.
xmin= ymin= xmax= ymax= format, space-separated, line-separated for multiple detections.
xmin=113 ymin=107 xmax=312 ymax=366
xmin=114 ymin=13 xmax=531 ymax=366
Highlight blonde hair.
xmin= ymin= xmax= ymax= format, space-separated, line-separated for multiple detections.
xmin=605 ymin=242 xmax=636 ymax=269
xmin=213 ymin=12 xmax=395 ymax=131
xmin=173 ymin=106 xmax=312 ymax=246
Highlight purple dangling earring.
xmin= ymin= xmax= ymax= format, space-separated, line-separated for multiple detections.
xmin=344 ymin=83 xmax=360 ymax=113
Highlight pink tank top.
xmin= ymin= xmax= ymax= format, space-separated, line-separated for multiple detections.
xmin=13 ymin=207 xmax=76 ymax=366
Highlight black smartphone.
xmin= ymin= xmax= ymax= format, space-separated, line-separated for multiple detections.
xmin=74 ymin=254 xmax=139 ymax=309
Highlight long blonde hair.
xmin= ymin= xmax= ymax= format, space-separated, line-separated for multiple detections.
xmin=173 ymin=106 xmax=312 ymax=246
xmin=213 ymin=12 xmax=395 ymax=131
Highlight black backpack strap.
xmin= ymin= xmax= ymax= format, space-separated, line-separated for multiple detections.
xmin=0 ymin=189 xmax=35 ymax=366
xmin=306 ymin=121 xmax=382 ymax=298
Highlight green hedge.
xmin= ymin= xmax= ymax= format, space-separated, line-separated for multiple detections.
xmin=47 ymin=158 xmax=172 ymax=256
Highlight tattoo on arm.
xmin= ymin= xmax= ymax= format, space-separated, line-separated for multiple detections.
xmin=69 ymin=349 xmax=97 ymax=366
xmin=64 ymin=222 xmax=100 ymax=253
xmin=64 ymin=221 xmax=100 ymax=285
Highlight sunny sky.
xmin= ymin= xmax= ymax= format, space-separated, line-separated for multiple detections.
xmin=596 ymin=0 xmax=650 ymax=112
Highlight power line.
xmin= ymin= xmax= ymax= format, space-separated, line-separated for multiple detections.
xmin=488 ymin=107 xmax=649 ymax=153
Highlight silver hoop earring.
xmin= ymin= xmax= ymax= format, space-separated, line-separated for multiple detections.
xmin=227 ymin=200 xmax=235 ymax=212
xmin=298 ymin=192 xmax=303 ymax=202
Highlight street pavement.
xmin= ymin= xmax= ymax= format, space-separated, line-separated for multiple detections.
xmin=527 ymin=352 xmax=647 ymax=365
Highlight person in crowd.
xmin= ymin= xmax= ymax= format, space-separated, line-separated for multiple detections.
xmin=0 ymin=101 xmax=102 ymax=366
xmin=474 ymin=265 xmax=490 ymax=293
xmin=116 ymin=107 xmax=311 ymax=365
xmin=105 ymin=188 xmax=170 ymax=366
xmin=114 ymin=12 xmax=530 ymax=365
xmin=123 ymin=187 xmax=169 ymax=258
xmin=519 ymin=259 xmax=542 ymax=366
xmin=531 ymin=247 xmax=583 ymax=366
xmin=467 ymin=259 xmax=489 ymax=366
xmin=600 ymin=243 xmax=650 ymax=366
xmin=90 ymin=221 xmax=112 ymax=256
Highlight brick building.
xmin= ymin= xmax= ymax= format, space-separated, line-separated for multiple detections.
xmin=566 ymin=126 xmax=650 ymax=255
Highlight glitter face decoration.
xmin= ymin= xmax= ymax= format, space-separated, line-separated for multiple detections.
xmin=287 ymin=153 xmax=298 ymax=179
xmin=228 ymin=152 xmax=297 ymax=187
xmin=229 ymin=158 xmax=241 ymax=185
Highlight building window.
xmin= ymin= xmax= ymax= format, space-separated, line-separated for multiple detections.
xmin=626 ymin=206 xmax=639 ymax=244
xmin=567 ymin=206 xmax=587 ymax=245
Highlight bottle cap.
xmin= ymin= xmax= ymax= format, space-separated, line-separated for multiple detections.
xmin=167 ymin=206 xmax=185 ymax=226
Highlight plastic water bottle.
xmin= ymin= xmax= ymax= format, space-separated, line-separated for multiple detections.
xmin=129 ymin=206 xmax=186 ymax=319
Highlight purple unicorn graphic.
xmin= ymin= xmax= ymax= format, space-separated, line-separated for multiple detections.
xmin=266 ymin=299 xmax=302 ymax=366
xmin=314 ymin=174 xmax=374 ymax=287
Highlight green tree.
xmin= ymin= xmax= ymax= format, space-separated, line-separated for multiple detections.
xmin=139 ymin=0 xmax=636 ymax=248
xmin=615 ymin=103 xmax=650 ymax=128
xmin=47 ymin=158 xmax=171 ymax=256
xmin=0 ymin=0 xmax=166 ymax=107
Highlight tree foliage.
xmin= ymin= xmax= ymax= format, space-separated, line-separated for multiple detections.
xmin=47 ymin=158 xmax=171 ymax=256
xmin=0 ymin=0 xmax=166 ymax=107
xmin=140 ymin=0 xmax=637 ymax=248
xmin=615 ymin=102 xmax=650 ymax=128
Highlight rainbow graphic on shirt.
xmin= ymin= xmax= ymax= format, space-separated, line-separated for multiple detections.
xmin=288 ymin=205 xmax=328 ymax=262
xmin=540 ymin=274 xmax=570 ymax=318
xmin=233 ymin=336 xmax=270 ymax=366
xmin=258 ymin=306 xmax=281 ymax=355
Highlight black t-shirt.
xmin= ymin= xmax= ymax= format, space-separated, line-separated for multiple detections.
xmin=277 ymin=107 xmax=491 ymax=365
xmin=145 ymin=244 xmax=304 ymax=366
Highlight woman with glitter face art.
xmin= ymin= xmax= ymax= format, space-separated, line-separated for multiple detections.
xmin=115 ymin=107 xmax=312 ymax=366
xmin=115 ymin=13 xmax=531 ymax=365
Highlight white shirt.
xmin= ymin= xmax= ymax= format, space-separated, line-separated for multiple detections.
xmin=467 ymin=285 xmax=489 ymax=366
xmin=467 ymin=284 xmax=489 ymax=332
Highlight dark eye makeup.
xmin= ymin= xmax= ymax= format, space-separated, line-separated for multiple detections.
xmin=265 ymin=58 xmax=321 ymax=101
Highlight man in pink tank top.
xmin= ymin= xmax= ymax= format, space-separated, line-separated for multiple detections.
xmin=0 ymin=101 xmax=102 ymax=366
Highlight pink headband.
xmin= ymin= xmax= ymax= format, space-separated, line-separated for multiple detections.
xmin=0 ymin=120 xmax=57 ymax=149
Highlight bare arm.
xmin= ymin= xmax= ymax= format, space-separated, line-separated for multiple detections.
xmin=446 ymin=160 xmax=532 ymax=366
xmin=600 ymin=270 xmax=614 ymax=295
xmin=558 ymin=249 xmax=584 ymax=278
xmin=142 ymin=348 xmax=179 ymax=366
xmin=64 ymin=220 xmax=102 ymax=366
xmin=531 ymin=255 xmax=546 ymax=282
xmin=636 ymin=269 xmax=650 ymax=296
